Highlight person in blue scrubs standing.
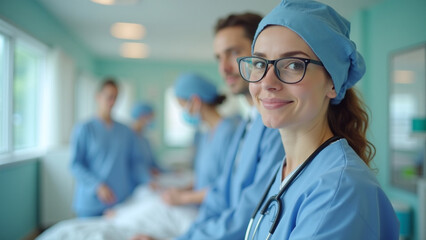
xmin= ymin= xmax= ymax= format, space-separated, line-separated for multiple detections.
xmin=70 ymin=79 xmax=150 ymax=217
xmin=172 ymin=13 xmax=285 ymax=240
xmin=241 ymin=1 xmax=399 ymax=239
xmin=131 ymin=102 xmax=162 ymax=176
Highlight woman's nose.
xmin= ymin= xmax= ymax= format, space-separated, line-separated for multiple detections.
xmin=261 ymin=65 xmax=283 ymax=91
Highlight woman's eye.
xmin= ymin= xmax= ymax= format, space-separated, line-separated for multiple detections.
xmin=287 ymin=61 xmax=304 ymax=71
xmin=253 ymin=61 xmax=266 ymax=69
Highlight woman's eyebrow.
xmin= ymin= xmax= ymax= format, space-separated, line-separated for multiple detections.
xmin=253 ymin=50 xmax=311 ymax=58
xmin=252 ymin=52 xmax=266 ymax=57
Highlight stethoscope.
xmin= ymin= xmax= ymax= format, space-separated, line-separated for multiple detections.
xmin=244 ymin=136 xmax=342 ymax=240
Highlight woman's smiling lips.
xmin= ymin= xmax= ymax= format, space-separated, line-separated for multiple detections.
xmin=260 ymin=98 xmax=292 ymax=110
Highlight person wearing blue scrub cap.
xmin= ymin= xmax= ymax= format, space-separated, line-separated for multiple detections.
xmin=238 ymin=0 xmax=399 ymax=239
xmin=252 ymin=0 xmax=366 ymax=105
xmin=158 ymin=72 xmax=240 ymax=206
xmin=131 ymin=102 xmax=162 ymax=176
xmin=174 ymin=72 xmax=220 ymax=126
xmin=131 ymin=102 xmax=154 ymax=121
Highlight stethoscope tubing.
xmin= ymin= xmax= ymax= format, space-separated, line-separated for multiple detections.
xmin=245 ymin=136 xmax=341 ymax=240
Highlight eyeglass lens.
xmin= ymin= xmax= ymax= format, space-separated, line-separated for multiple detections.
xmin=239 ymin=57 xmax=307 ymax=83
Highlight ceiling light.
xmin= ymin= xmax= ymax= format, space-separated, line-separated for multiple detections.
xmin=120 ymin=42 xmax=149 ymax=59
xmin=91 ymin=0 xmax=115 ymax=5
xmin=115 ymin=0 xmax=140 ymax=4
xmin=91 ymin=0 xmax=140 ymax=5
xmin=111 ymin=22 xmax=145 ymax=40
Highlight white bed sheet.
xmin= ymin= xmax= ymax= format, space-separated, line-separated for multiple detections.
xmin=37 ymin=173 xmax=198 ymax=240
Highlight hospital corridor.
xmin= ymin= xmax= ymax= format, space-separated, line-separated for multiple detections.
xmin=0 ymin=0 xmax=425 ymax=239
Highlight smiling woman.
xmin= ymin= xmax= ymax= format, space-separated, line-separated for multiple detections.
xmin=241 ymin=1 xmax=399 ymax=239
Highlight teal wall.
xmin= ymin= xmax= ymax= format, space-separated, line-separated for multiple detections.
xmin=95 ymin=58 xmax=221 ymax=154
xmin=352 ymin=0 xmax=426 ymax=239
xmin=0 ymin=160 xmax=39 ymax=240
xmin=0 ymin=0 xmax=95 ymax=73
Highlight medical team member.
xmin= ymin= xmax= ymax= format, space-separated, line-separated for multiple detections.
xmin=131 ymin=72 xmax=242 ymax=240
xmin=175 ymin=13 xmax=285 ymax=240
xmin=162 ymin=72 xmax=240 ymax=206
xmin=131 ymin=102 xmax=162 ymax=176
xmin=240 ymin=0 xmax=399 ymax=239
xmin=70 ymin=79 xmax=150 ymax=217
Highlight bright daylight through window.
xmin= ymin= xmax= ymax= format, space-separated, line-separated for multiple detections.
xmin=0 ymin=34 xmax=6 ymax=153
xmin=0 ymin=20 xmax=46 ymax=158
xmin=13 ymin=41 xmax=41 ymax=150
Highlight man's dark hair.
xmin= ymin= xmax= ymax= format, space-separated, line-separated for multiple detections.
xmin=98 ymin=77 xmax=118 ymax=92
xmin=214 ymin=12 xmax=263 ymax=41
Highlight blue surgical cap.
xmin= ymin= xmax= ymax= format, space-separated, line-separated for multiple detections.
xmin=253 ymin=0 xmax=366 ymax=104
xmin=131 ymin=102 xmax=154 ymax=120
xmin=174 ymin=73 xmax=218 ymax=103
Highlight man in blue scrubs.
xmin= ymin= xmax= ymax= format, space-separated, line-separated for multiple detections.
xmin=175 ymin=13 xmax=285 ymax=240
xmin=70 ymin=79 xmax=150 ymax=217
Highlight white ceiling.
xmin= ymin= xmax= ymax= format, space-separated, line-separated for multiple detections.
xmin=37 ymin=0 xmax=381 ymax=61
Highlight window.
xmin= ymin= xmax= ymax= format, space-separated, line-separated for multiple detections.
xmin=0 ymin=33 xmax=7 ymax=153
xmin=0 ymin=19 xmax=47 ymax=158
xmin=14 ymin=40 xmax=44 ymax=149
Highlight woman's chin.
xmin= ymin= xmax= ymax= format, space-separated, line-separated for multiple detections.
xmin=261 ymin=117 xmax=283 ymax=129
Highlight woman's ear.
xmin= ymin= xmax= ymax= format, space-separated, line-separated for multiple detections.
xmin=326 ymin=81 xmax=337 ymax=99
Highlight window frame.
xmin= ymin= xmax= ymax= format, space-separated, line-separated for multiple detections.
xmin=0 ymin=18 xmax=48 ymax=162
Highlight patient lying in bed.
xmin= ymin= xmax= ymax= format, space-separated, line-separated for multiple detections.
xmin=37 ymin=172 xmax=198 ymax=240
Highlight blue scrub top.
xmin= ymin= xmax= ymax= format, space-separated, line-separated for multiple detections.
xmin=70 ymin=118 xmax=150 ymax=217
xmin=137 ymin=133 xmax=161 ymax=172
xmin=177 ymin=112 xmax=285 ymax=240
xmin=193 ymin=116 xmax=240 ymax=190
xmin=246 ymin=139 xmax=399 ymax=240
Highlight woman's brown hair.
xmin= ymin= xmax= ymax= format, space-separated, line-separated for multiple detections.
xmin=327 ymin=88 xmax=376 ymax=166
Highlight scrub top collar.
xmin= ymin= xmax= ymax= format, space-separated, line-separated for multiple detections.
xmin=279 ymin=139 xmax=341 ymax=190
xmin=279 ymin=160 xmax=301 ymax=190
xmin=94 ymin=116 xmax=116 ymax=129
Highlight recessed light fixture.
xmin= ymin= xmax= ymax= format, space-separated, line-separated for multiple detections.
xmin=91 ymin=0 xmax=140 ymax=5
xmin=91 ymin=0 xmax=115 ymax=5
xmin=111 ymin=22 xmax=146 ymax=40
xmin=120 ymin=42 xmax=149 ymax=59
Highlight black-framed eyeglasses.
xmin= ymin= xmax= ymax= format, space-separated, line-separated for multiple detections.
xmin=237 ymin=56 xmax=323 ymax=84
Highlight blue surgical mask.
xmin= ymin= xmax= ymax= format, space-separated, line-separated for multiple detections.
xmin=182 ymin=110 xmax=201 ymax=127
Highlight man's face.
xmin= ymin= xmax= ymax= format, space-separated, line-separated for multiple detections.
xmin=97 ymin=85 xmax=118 ymax=115
xmin=214 ymin=26 xmax=252 ymax=95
